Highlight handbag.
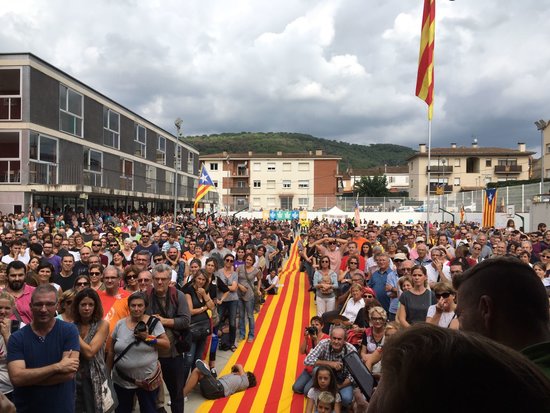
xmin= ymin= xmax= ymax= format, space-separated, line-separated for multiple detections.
xmin=173 ymin=329 xmax=192 ymax=354
xmin=135 ymin=361 xmax=163 ymax=391
xmin=190 ymin=318 xmax=211 ymax=341
xmin=210 ymin=307 xmax=220 ymax=328
xmin=101 ymin=378 xmax=116 ymax=412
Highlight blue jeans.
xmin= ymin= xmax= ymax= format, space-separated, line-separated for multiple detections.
xmin=114 ymin=383 xmax=158 ymax=413
xmin=292 ymin=368 xmax=312 ymax=394
xmin=238 ymin=298 xmax=255 ymax=339
xmin=219 ymin=299 xmax=238 ymax=345
xmin=182 ymin=336 xmax=207 ymax=382
xmin=339 ymin=385 xmax=354 ymax=407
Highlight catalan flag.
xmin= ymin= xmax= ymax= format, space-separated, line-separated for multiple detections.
xmin=193 ymin=164 xmax=214 ymax=216
xmin=416 ymin=0 xmax=436 ymax=120
xmin=482 ymin=188 xmax=497 ymax=228
xmin=354 ymin=199 xmax=361 ymax=226
xmin=460 ymin=205 xmax=465 ymax=223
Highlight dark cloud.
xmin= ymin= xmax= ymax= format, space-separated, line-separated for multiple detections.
xmin=1 ymin=0 xmax=548 ymax=155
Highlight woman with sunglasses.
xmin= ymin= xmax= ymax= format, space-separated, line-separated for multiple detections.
xmin=217 ymin=253 xmax=239 ymax=352
xmin=313 ymin=255 xmax=338 ymax=317
xmin=397 ymin=265 xmax=436 ymax=328
xmin=123 ymin=265 xmax=140 ymax=293
xmin=426 ymin=282 xmax=459 ymax=329
xmin=360 ymin=306 xmax=387 ymax=375
xmin=73 ymin=288 xmax=112 ymax=412
xmin=338 ymin=258 xmax=364 ymax=296
xmin=88 ymin=263 xmax=105 ymax=291
xmin=73 ymin=275 xmax=91 ymax=292
xmin=56 ymin=289 xmax=77 ymax=323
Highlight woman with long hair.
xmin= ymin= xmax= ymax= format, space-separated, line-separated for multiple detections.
xmin=111 ymin=250 xmax=128 ymax=272
xmin=237 ymin=253 xmax=261 ymax=342
xmin=73 ymin=275 xmax=91 ymax=293
xmin=73 ymin=288 xmax=112 ymax=412
xmin=313 ymin=255 xmax=338 ymax=317
xmin=182 ymin=271 xmax=216 ymax=381
xmin=397 ymin=265 xmax=436 ymax=327
xmin=217 ymin=253 xmax=239 ymax=352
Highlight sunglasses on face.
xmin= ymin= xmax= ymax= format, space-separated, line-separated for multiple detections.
xmin=76 ymin=282 xmax=90 ymax=287
xmin=364 ymin=294 xmax=373 ymax=299
xmin=154 ymin=259 xmax=164 ymax=263
xmin=225 ymin=258 xmax=234 ymax=262
xmin=435 ymin=292 xmax=452 ymax=299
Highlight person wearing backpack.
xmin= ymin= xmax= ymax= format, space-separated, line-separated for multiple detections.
xmin=145 ymin=264 xmax=190 ymax=413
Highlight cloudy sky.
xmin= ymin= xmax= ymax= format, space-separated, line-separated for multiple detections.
xmin=2 ymin=0 xmax=549 ymax=154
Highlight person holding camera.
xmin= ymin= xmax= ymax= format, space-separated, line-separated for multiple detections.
xmin=145 ymin=264 xmax=190 ymax=413
xmin=293 ymin=316 xmax=329 ymax=394
xmin=107 ymin=292 xmax=170 ymax=413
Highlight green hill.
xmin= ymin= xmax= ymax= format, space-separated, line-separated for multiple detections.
xmin=186 ymin=132 xmax=415 ymax=169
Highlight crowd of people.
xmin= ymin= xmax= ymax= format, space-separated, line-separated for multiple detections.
xmin=0 ymin=205 xmax=550 ymax=412
xmin=0 ymin=206 xmax=296 ymax=412
xmin=294 ymin=218 xmax=550 ymax=411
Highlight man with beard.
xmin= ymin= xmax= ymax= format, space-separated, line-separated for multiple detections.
xmin=90 ymin=239 xmax=108 ymax=266
xmin=5 ymin=261 xmax=35 ymax=324
xmin=7 ymin=284 xmax=80 ymax=412
xmin=165 ymin=247 xmax=185 ymax=288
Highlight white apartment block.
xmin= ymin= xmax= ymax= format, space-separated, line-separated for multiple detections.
xmin=201 ymin=150 xmax=342 ymax=211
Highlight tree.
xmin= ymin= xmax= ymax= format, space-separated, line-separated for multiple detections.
xmin=354 ymin=175 xmax=390 ymax=197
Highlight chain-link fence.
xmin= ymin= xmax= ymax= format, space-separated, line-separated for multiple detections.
xmin=306 ymin=181 xmax=550 ymax=213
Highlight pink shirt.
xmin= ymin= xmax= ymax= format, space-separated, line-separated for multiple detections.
xmin=7 ymin=284 xmax=35 ymax=324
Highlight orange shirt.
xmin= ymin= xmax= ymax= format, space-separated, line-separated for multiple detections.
xmin=98 ymin=289 xmax=131 ymax=334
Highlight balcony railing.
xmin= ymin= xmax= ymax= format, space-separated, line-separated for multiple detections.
xmin=494 ymin=165 xmax=522 ymax=174
xmin=29 ymin=162 xmax=57 ymax=184
xmin=427 ymin=165 xmax=453 ymax=174
xmin=229 ymin=186 xmax=250 ymax=195
xmin=428 ymin=183 xmax=453 ymax=194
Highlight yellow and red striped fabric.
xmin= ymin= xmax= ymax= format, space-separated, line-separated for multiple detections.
xmin=416 ymin=0 xmax=436 ymax=120
xmin=196 ymin=238 xmax=316 ymax=413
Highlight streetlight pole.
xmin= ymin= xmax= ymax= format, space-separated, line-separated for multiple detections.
xmin=535 ymin=120 xmax=548 ymax=192
xmin=174 ymin=118 xmax=183 ymax=218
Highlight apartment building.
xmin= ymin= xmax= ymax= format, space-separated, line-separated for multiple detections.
xmin=408 ymin=141 xmax=534 ymax=199
xmin=342 ymin=165 xmax=410 ymax=194
xmin=0 ymin=53 xmax=202 ymax=214
xmin=200 ymin=150 xmax=342 ymax=211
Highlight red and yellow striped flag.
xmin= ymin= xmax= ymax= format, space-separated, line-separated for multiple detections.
xmin=482 ymin=188 xmax=497 ymax=228
xmin=416 ymin=0 xmax=436 ymax=120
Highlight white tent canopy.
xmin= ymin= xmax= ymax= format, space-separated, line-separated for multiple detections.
xmin=323 ymin=206 xmax=348 ymax=220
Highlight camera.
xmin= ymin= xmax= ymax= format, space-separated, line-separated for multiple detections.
xmin=305 ymin=326 xmax=317 ymax=336
xmin=134 ymin=321 xmax=147 ymax=335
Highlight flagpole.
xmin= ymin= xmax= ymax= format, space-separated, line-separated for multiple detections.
xmin=426 ymin=118 xmax=432 ymax=238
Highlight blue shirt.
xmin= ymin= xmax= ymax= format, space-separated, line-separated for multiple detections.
xmin=8 ymin=319 xmax=80 ymax=413
xmin=369 ymin=268 xmax=396 ymax=312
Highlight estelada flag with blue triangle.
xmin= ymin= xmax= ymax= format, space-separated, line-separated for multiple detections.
xmin=193 ymin=164 xmax=214 ymax=216
xmin=482 ymin=188 xmax=497 ymax=228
